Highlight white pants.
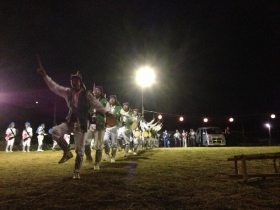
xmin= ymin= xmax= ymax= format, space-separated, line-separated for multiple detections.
xmin=118 ymin=126 xmax=131 ymax=144
xmin=104 ymin=126 xmax=118 ymax=148
xmin=22 ymin=138 xmax=31 ymax=147
xmin=182 ymin=138 xmax=187 ymax=147
xmin=52 ymin=122 xmax=87 ymax=157
xmin=7 ymin=138 xmax=15 ymax=146
xmin=93 ymin=130 xmax=105 ymax=150
xmin=37 ymin=135 xmax=44 ymax=147
xmin=84 ymin=125 xmax=104 ymax=150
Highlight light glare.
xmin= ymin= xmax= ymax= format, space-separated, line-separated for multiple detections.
xmin=136 ymin=67 xmax=155 ymax=87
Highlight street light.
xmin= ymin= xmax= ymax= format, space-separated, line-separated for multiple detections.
xmin=136 ymin=67 xmax=155 ymax=117
xmin=265 ymin=123 xmax=271 ymax=146
xmin=270 ymin=114 xmax=276 ymax=119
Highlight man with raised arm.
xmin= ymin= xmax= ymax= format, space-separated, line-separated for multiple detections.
xmin=37 ymin=66 xmax=111 ymax=179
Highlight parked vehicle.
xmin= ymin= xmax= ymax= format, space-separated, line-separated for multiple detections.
xmin=195 ymin=127 xmax=226 ymax=146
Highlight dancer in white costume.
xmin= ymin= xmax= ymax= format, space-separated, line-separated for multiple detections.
xmin=5 ymin=122 xmax=16 ymax=152
xmin=36 ymin=123 xmax=46 ymax=152
xmin=22 ymin=122 xmax=33 ymax=152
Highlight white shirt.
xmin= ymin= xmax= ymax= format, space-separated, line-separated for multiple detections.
xmin=22 ymin=127 xmax=33 ymax=139
xmin=6 ymin=128 xmax=16 ymax=137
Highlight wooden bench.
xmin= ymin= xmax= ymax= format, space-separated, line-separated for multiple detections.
xmin=227 ymin=152 xmax=280 ymax=182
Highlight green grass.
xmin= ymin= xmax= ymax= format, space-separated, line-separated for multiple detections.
xmin=0 ymin=146 xmax=280 ymax=209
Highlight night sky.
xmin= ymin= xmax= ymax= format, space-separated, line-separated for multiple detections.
xmin=0 ymin=0 xmax=280 ymax=135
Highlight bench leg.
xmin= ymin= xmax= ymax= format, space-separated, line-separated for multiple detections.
xmin=241 ymin=155 xmax=248 ymax=182
xmin=234 ymin=157 xmax=238 ymax=175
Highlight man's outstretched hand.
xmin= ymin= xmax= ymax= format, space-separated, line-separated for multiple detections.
xmin=37 ymin=67 xmax=47 ymax=77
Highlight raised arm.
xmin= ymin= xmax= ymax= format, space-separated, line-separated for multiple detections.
xmin=37 ymin=67 xmax=69 ymax=100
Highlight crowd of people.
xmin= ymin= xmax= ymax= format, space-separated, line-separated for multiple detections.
xmin=4 ymin=65 xmax=162 ymax=180
xmin=161 ymin=129 xmax=196 ymax=148
xmin=5 ymin=122 xmax=50 ymax=152
xmin=4 ymin=63 xmax=232 ymax=180
xmin=161 ymin=127 xmax=231 ymax=147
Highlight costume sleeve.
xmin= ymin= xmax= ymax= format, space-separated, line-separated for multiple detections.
xmin=5 ymin=129 xmax=10 ymax=135
xmin=105 ymin=101 xmax=111 ymax=112
xmin=86 ymin=92 xmax=108 ymax=115
xmin=43 ymin=75 xmax=69 ymax=100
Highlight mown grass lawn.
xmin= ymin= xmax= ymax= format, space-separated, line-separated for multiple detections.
xmin=0 ymin=146 xmax=279 ymax=210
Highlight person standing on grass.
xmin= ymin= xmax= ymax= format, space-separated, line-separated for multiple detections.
xmin=189 ymin=129 xmax=196 ymax=147
xmin=22 ymin=122 xmax=33 ymax=152
xmin=5 ymin=122 xmax=16 ymax=152
xmin=84 ymin=86 xmax=110 ymax=170
xmin=174 ymin=130 xmax=181 ymax=147
xmin=163 ymin=130 xmax=170 ymax=148
xmin=118 ymin=102 xmax=133 ymax=157
xmin=224 ymin=126 xmax=231 ymax=146
xmin=103 ymin=95 xmax=122 ymax=163
xmin=36 ymin=123 xmax=46 ymax=152
xmin=37 ymin=66 xmax=111 ymax=180
xmin=130 ymin=108 xmax=142 ymax=155
xmin=182 ymin=130 xmax=187 ymax=147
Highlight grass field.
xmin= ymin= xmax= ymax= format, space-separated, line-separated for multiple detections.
xmin=0 ymin=146 xmax=280 ymax=210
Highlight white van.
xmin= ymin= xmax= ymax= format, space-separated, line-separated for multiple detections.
xmin=195 ymin=127 xmax=226 ymax=146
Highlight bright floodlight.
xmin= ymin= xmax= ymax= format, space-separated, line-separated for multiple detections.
xmin=179 ymin=116 xmax=184 ymax=121
xmin=203 ymin=118 xmax=208 ymax=123
xmin=136 ymin=67 xmax=155 ymax=87
xmin=229 ymin=117 xmax=234 ymax=122
xmin=158 ymin=115 xmax=162 ymax=120
xmin=271 ymin=114 xmax=276 ymax=119
xmin=265 ymin=123 xmax=270 ymax=128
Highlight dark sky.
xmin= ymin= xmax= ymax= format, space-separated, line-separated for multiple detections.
xmin=0 ymin=0 xmax=280 ymax=132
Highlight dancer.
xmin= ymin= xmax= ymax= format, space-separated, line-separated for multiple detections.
xmin=37 ymin=66 xmax=111 ymax=179
xmin=22 ymin=122 xmax=33 ymax=152
xmin=36 ymin=123 xmax=46 ymax=152
xmin=103 ymin=95 xmax=121 ymax=162
xmin=118 ymin=102 xmax=133 ymax=157
xmin=5 ymin=122 xmax=16 ymax=152
xmin=83 ymin=86 xmax=110 ymax=170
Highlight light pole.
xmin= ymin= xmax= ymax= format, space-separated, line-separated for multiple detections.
xmin=136 ymin=67 xmax=155 ymax=118
xmin=265 ymin=123 xmax=271 ymax=146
